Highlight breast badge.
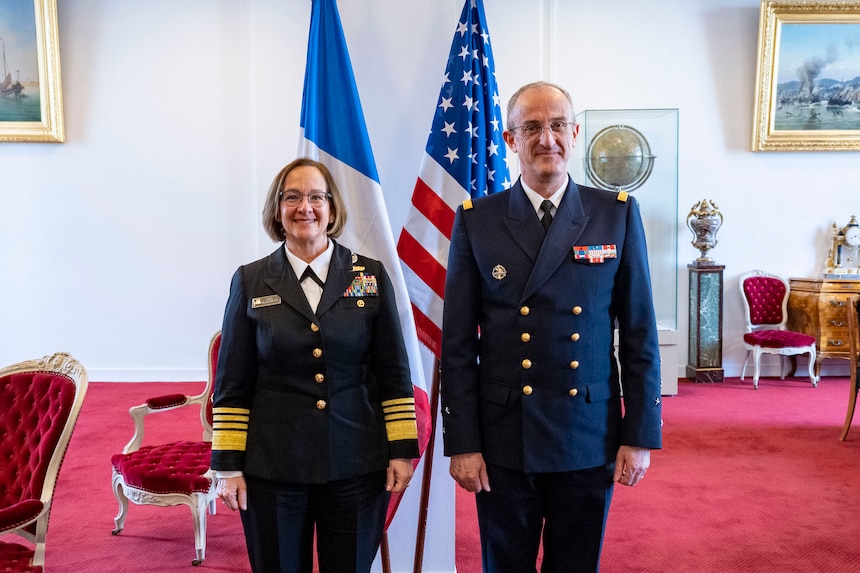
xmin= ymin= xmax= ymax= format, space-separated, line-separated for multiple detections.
xmin=492 ymin=265 xmax=507 ymax=280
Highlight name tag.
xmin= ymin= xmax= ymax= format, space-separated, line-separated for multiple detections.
xmin=573 ymin=244 xmax=617 ymax=263
xmin=251 ymin=294 xmax=282 ymax=308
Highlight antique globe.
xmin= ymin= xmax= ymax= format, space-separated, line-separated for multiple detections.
xmin=585 ymin=124 xmax=655 ymax=192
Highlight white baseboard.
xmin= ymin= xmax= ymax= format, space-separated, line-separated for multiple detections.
xmin=86 ymin=368 xmax=207 ymax=383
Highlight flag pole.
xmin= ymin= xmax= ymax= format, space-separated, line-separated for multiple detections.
xmin=381 ymin=532 xmax=392 ymax=573
xmin=413 ymin=357 xmax=441 ymax=573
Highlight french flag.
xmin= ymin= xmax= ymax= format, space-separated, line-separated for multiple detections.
xmin=297 ymin=0 xmax=432 ymax=527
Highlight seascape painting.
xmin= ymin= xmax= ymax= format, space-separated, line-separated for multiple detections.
xmin=0 ymin=0 xmax=41 ymax=123
xmin=774 ymin=23 xmax=860 ymax=131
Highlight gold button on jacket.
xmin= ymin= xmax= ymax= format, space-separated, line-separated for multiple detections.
xmin=522 ymin=385 xmax=533 ymax=396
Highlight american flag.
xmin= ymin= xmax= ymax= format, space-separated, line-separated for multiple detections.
xmin=297 ymin=0 xmax=431 ymax=528
xmin=397 ymin=0 xmax=510 ymax=358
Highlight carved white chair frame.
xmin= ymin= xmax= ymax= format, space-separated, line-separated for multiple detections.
xmin=110 ymin=332 xmax=220 ymax=566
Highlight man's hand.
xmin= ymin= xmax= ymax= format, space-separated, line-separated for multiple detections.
xmin=613 ymin=445 xmax=650 ymax=487
xmin=449 ymin=452 xmax=491 ymax=492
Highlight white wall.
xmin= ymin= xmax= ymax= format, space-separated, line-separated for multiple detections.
xmin=0 ymin=0 xmax=856 ymax=570
xmin=5 ymin=0 xmax=853 ymax=385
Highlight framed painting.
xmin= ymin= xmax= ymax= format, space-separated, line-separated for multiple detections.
xmin=0 ymin=0 xmax=63 ymax=143
xmin=752 ymin=1 xmax=860 ymax=151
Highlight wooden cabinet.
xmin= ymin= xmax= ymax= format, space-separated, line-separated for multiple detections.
xmin=787 ymin=277 xmax=860 ymax=374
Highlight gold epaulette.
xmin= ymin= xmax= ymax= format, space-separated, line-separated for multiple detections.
xmin=462 ymin=199 xmax=473 ymax=210
xmin=616 ymin=191 xmax=629 ymax=202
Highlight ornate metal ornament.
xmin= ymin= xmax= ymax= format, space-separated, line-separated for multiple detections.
xmin=686 ymin=199 xmax=723 ymax=265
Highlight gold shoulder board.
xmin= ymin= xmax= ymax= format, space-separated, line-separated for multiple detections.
xmin=462 ymin=199 xmax=473 ymax=210
xmin=616 ymin=191 xmax=629 ymax=202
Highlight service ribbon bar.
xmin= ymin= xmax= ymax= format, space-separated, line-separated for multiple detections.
xmin=343 ymin=274 xmax=379 ymax=297
xmin=573 ymin=244 xmax=617 ymax=263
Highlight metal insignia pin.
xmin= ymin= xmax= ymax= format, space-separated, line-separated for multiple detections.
xmin=492 ymin=265 xmax=507 ymax=280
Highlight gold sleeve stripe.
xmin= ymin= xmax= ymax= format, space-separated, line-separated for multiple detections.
xmin=214 ymin=406 xmax=250 ymax=414
xmin=212 ymin=430 xmax=247 ymax=451
xmin=212 ymin=406 xmax=249 ymax=451
xmin=385 ymin=412 xmax=416 ymax=421
xmin=214 ymin=414 xmax=248 ymax=422
xmin=383 ymin=404 xmax=415 ymax=413
xmin=382 ymin=397 xmax=415 ymax=408
xmin=213 ymin=422 xmax=248 ymax=430
xmin=213 ymin=406 xmax=250 ymax=415
xmin=385 ymin=419 xmax=418 ymax=442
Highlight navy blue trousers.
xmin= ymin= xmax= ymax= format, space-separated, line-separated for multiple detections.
xmin=240 ymin=470 xmax=389 ymax=573
xmin=476 ymin=462 xmax=615 ymax=573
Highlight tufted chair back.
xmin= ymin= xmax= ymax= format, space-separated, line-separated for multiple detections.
xmin=0 ymin=353 xmax=89 ymax=570
xmin=738 ymin=270 xmax=817 ymax=389
xmin=741 ymin=273 xmax=789 ymax=329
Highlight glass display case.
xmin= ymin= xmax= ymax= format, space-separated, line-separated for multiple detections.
xmin=572 ymin=109 xmax=680 ymax=393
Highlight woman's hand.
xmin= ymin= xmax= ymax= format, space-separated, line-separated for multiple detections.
xmin=217 ymin=475 xmax=247 ymax=511
xmin=385 ymin=458 xmax=414 ymax=493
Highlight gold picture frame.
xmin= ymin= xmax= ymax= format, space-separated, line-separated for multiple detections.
xmin=752 ymin=1 xmax=860 ymax=151
xmin=0 ymin=0 xmax=64 ymax=143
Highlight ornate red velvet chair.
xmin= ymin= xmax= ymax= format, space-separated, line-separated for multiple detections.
xmin=840 ymin=295 xmax=860 ymax=441
xmin=111 ymin=332 xmax=220 ymax=566
xmin=0 ymin=352 xmax=89 ymax=572
xmin=739 ymin=270 xmax=818 ymax=389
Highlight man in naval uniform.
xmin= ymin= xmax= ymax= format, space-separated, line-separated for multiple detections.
xmin=441 ymin=81 xmax=663 ymax=573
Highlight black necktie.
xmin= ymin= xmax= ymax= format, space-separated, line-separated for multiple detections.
xmin=540 ymin=200 xmax=554 ymax=233
xmin=300 ymin=266 xmax=325 ymax=288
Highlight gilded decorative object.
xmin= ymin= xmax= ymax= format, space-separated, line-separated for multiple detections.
xmin=0 ymin=0 xmax=65 ymax=143
xmin=686 ymin=199 xmax=723 ymax=265
xmin=752 ymin=1 xmax=860 ymax=152
xmin=825 ymin=215 xmax=860 ymax=277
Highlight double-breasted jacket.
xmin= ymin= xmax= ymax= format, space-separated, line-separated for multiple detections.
xmin=441 ymin=179 xmax=662 ymax=473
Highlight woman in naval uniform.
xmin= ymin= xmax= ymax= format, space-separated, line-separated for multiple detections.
xmin=212 ymin=157 xmax=419 ymax=573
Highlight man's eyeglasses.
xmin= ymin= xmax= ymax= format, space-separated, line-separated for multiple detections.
xmin=279 ymin=192 xmax=332 ymax=207
xmin=508 ymin=121 xmax=574 ymax=138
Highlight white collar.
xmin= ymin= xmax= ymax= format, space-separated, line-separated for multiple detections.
xmin=521 ymin=177 xmax=568 ymax=215
xmin=284 ymin=240 xmax=333 ymax=283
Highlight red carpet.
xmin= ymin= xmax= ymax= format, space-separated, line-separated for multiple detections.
xmin=8 ymin=377 xmax=860 ymax=572
xmin=457 ymin=377 xmax=860 ymax=572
